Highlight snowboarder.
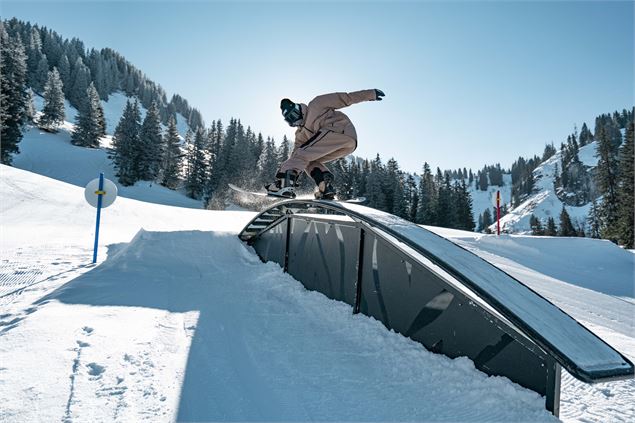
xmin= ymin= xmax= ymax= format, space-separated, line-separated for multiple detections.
xmin=266 ymin=89 xmax=385 ymax=199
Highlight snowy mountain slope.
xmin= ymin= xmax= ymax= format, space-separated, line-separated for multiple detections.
xmin=427 ymin=227 xmax=634 ymax=299
xmin=468 ymin=173 xmax=512 ymax=228
xmin=14 ymin=93 xmax=201 ymax=208
xmin=0 ymin=165 xmax=561 ymax=422
xmin=32 ymin=91 xmax=189 ymax=139
xmin=497 ymin=141 xmax=598 ymax=234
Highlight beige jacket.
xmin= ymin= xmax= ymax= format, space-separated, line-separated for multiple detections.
xmin=293 ymin=89 xmax=377 ymax=148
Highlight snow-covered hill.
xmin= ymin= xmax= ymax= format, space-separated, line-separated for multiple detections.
xmin=498 ymin=141 xmax=599 ymax=234
xmin=15 ymin=92 xmax=201 ymax=208
xmin=467 ymin=174 xmax=512 ymax=228
xmin=1 ymin=165 xmax=633 ymax=421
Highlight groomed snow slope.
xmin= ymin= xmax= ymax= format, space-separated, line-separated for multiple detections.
xmin=0 ymin=165 xmax=560 ymax=422
xmin=2 ymin=165 xmax=633 ymax=421
xmin=19 ymin=93 xmax=199 ymax=209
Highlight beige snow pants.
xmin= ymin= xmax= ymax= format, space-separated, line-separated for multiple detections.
xmin=279 ymin=130 xmax=357 ymax=176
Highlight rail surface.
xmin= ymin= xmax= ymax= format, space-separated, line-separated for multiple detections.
xmin=239 ymin=199 xmax=634 ymax=385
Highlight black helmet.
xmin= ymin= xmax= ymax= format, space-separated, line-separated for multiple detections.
xmin=280 ymin=98 xmax=302 ymax=127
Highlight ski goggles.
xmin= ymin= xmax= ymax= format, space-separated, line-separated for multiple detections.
xmin=282 ymin=104 xmax=302 ymax=126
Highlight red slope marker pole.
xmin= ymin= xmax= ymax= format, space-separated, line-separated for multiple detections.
xmin=496 ymin=190 xmax=501 ymax=236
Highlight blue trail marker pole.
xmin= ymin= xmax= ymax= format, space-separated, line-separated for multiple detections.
xmin=92 ymin=172 xmax=105 ymax=264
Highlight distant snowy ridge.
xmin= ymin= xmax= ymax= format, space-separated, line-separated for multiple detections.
xmin=496 ymin=141 xmax=598 ymax=234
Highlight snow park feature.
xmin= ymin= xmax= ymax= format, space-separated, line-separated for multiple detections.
xmin=239 ymin=200 xmax=634 ymax=417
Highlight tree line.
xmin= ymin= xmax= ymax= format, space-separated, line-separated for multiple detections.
xmin=2 ymin=18 xmax=632 ymax=247
xmin=0 ymin=18 xmax=204 ymax=164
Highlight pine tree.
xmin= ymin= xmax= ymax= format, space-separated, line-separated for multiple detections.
xmin=615 ymin=120 xmax=634 ymax=248
xmin=112 ymin=100 xmax=142 ymax=185
xmin=579 ymin=122 xmax=593 ymax=146
xmin=69 ymin=57 xmax=91 ymax=110
xmin=542 ymin=143 xmax=556 ymax=161
xmin=278 ymin=135 xmax=291 ymax=163
xmin=26 ymin=28 xmax=45 ymax=91
xmin=138 ymin=101 xmax=163 ymax=180
xmin=416 ymin=163 xmax=437 ymax=225
xmin=558 ymin=206 xmax=576 ymax=236
xmin=0 ymin=27 xmax=29 ymax=164
xmin=185 ymin=127 xmax=207 ymax=199
xmin=39 ymin=67 xmax=65 ymax=131
xmin=57 ymin=54 xmax=71 ymax=94
xmin=385 ymin=158 xmax=405 ymax=217
xmin=454 ymin=179 xmax=475 ymax=231
xmin=161 ymin=116 xmax=183 ymax=189
xmin=71 ymin=83 xmax=104 ymax=148
xmin=545 ymin=217 xmax=557 ymax=236
xmin=258 ymin=136 xmax=278 ymax=184
xmin=587 ymin=199 xmax=601 ymax=238
xmin=436 ymin=173 xmax=454 ymax=228
xmin=478 ymin=169 xmax=488 ymax=191
xmin=481 ymin=209 xmax=493 ymax=233
xmin=595 ymin=124 xmax=619 ymax=240
xmin=404 ymin=174 xmax=419 ymax=222
xmin=529 ymin=214 xmax=544 ymax=235
xmin=366 ymin=154 xmax=386 ymax=210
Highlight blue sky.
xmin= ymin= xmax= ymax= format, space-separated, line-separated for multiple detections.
xmin=4 ymin=0 xmax=633 ymax=173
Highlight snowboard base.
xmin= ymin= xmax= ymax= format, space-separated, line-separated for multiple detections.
xmin=228 ymin=184 xmax=366 ymax=203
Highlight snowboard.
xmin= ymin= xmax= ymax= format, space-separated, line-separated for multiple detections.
xmin=228 ymin=184 xmax=366 ymax=203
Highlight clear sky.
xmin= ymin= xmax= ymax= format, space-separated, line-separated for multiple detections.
xmin=3 ymin=0 xmax=634 ymax=173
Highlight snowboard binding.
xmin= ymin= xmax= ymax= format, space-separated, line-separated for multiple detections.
xmin=311 ymin=169 xmax=336 ymax=200
xmin=265 ymin=170 xmax=299 ymax=199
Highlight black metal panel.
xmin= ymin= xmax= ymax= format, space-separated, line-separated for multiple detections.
xmin=251 ymin=218 xmax=287 ymax=267
xmin=239 ymin=200 xmax=635 ymax=386
xmin=286 ymin=217 xmax=360 ymax=306
xmin=546 ymin=359 xmax=562 ymax=416
xmin=359 ymin=232 xmax=549 ymax=395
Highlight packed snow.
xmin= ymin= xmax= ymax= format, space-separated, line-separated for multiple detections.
xmin=1 ymin=165 xmax=560 ymax=422
xmin=2 ymin=164 xmax=633 ymax=421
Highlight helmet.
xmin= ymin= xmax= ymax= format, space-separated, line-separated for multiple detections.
xmin=280 ymin=98 xmax=303 ymax=127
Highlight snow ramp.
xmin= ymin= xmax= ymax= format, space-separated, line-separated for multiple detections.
xmin=239 ymin=200 xmax=634 ymax=416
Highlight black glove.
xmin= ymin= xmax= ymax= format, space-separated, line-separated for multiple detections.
xmin=375 ymin=89 xmax=385 ymax=101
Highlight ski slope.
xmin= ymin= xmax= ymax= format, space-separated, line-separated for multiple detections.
xmin=1 ymin=165 xmax=633 ymax=421
xmin=1 ymin=165 xmax=558 ymax=421
xmin=20 ymin=92 xmax=200 ymax=209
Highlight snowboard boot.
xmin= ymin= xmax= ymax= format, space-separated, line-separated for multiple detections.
xmin=265 ymin=170 xmax=298 ymax=198
xmin=311 ymin=168 xmax=336 ymax=200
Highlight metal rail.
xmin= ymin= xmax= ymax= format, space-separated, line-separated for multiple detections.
xmin=239 ymin=199 xmax=634 ymax=414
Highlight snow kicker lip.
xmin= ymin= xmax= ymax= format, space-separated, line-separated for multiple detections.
xmin=239 ymin=199 xmax=634 ymax=414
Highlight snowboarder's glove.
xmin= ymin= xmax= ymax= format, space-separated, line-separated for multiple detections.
xmin=374 ymin=89 xmax=385 ymax=101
